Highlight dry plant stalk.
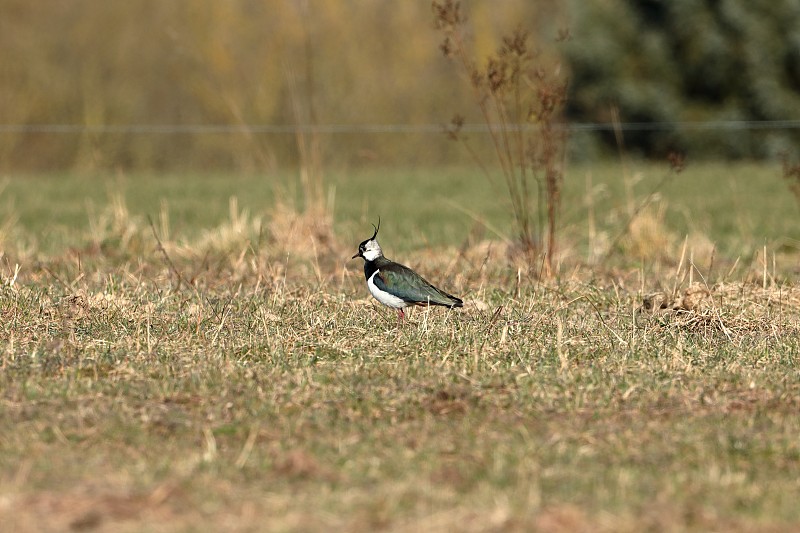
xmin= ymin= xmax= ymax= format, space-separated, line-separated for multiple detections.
xmin=781 ymin=153 xmax=800 ymax=208
xmin=434 ymin=0 xmax=568 ymax=273
xmin=603 ymin=152 xmax=686 ymax=261
xmin=285 ymin=0 xmax=325 ymax=217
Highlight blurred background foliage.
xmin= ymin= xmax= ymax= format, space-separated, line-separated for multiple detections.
xmin=566 ymin=0 xmax=800 ymax=159
xmin=0 ymin=0 xmax=798 ymax=173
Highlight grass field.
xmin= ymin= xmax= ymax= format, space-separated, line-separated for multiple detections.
xmin=2 ymin=161 xmax=800 ymax=531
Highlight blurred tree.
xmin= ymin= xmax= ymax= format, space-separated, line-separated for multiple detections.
xmin=566 ymin=0 xmax=800 ymax=159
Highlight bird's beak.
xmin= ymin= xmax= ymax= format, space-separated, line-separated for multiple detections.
xmin=351 ymin=251 xmax=361 ymax=259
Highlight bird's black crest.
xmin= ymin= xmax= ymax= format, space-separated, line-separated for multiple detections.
xmin=371 ymin=217 xmax=381 ymax=240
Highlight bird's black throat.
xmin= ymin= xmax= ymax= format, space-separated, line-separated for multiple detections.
xmin=363 ymin=256 xmax=390 ymax=281
xmin=363 ymin=259 xmax=378 ymax=281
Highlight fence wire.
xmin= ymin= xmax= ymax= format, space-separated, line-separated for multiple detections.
xmin=1 ymin=120 xmax=800 ymax=135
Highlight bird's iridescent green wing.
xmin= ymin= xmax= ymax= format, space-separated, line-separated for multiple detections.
xmin=375 ymin=263 xmax=462 ymax=307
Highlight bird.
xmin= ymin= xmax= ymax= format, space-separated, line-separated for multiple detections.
xmin=351 ymin=219 xmax=463 ymax=322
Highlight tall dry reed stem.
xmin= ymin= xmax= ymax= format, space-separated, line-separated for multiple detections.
xmin=433 ymin=0 xmax=568 ymax=274
xmin=285 ymin=0 xmax=326 ymax=218
xmin=781 ymin=153 xmax=800 ymax=210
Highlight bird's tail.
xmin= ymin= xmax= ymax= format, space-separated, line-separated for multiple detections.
xmin=435 ymin=289 xmax=463 ymax=308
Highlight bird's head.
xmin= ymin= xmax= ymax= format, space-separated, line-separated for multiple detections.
xmin=352 ymin=218 xmax=383 ymax=261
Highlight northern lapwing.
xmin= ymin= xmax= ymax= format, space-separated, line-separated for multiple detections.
xmin=351 ymin=220 xmax=463 ymax=322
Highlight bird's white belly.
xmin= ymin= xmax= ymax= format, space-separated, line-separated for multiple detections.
xmin=367 ymin=270 xmax=408 ymax=309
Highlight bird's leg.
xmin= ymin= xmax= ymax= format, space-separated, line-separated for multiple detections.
xmin=397 ymin=308 xmax=405 ymax=325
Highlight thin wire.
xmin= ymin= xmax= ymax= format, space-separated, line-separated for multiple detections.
xmin=0 ymin=120 xmax=799 ymax=134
